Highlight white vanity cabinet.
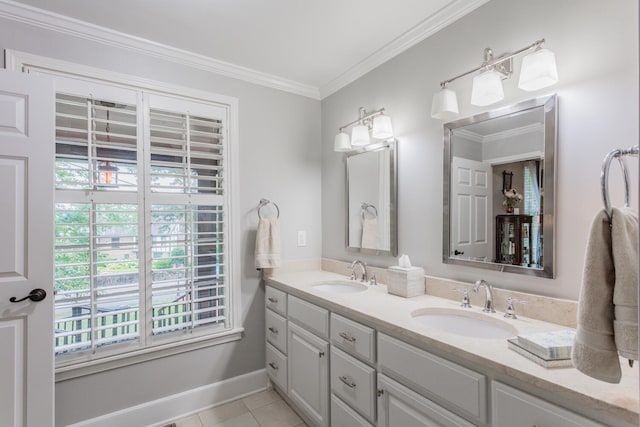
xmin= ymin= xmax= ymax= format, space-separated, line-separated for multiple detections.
xmin=492 ymin=382 xmax=605 ymax=427
xmin=265 ymin=277 xmax=634 ymax=427
xmin=287 ymin=297 xmax=330 ymax=427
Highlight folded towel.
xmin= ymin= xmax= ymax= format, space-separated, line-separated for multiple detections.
xmin=361 ymin=218 xmax=379 ymax=249
xmin=612 ymin=207 xmax=639 ymax=361
xmin=572 ymin=209 xmax=621 ymax=383
xmin=255 ymin=218 xmax=282 ymax=269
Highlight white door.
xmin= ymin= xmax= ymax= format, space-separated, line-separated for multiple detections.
xmin=451 ymin=156 xmax=492 ymax=261
xmin=0 ymin=70 xmax=54 ymax=426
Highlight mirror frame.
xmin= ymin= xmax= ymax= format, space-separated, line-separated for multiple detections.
xmin=346 ymin=139 xmax=398 ymax=256
xmin=443 ymin=94 xmax=557 ymax=278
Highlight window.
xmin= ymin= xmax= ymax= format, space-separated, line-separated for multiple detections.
xmin=53 ymin=78 xmax=232 ymax=363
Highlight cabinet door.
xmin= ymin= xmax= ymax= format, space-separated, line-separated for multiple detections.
xmin=288 ymin=321 xmax=329 ymax=427
xmin=492 ymin=382 xmax=604 ymax=427
xmin=377 ymin=374 xmax=475 ymax=427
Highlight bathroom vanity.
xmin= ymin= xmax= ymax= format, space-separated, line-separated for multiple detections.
xmin=264 ymin=269 xmax=638 ymax=427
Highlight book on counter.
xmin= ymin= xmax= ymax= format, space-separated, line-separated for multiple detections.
xmin=515 ymin=329 xmax=575 ymax=359
xmin=507 ymin=338 xmax=573 ymax=369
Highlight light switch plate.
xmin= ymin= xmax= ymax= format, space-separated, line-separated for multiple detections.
xmin=297 ymin=230 xmax=307 ymax=247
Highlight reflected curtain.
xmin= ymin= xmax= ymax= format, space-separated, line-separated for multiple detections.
xmin=524 ymin=161 xmax=541 ymax=265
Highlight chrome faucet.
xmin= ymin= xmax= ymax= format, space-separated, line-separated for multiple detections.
xmin=472 ymin=279 xmax=496 ymax=313
xmin=348 ymin=260 xmax=367 ymax=282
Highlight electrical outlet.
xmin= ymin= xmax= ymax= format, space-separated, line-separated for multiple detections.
xmin=297 ymin=230 xmax=307 ymax=247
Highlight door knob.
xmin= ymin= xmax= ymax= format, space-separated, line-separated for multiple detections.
xmin=9 ymin=288 xmax=47 ymax=303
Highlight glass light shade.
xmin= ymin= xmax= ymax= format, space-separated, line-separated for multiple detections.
xmin=471 ymin=70 xmax=504 ymax=106
xmin=334 ymin=132 xmax=351 ymax=152
xmin=97 ymin=161 xmax=119 ymax=186
xmin=372 ymin=115 xmax=394 ymax=139
xmin=431 ymin=88 xmax=459 ymax=120
xmin=351 ymin=124 xmax=370 ymax=146
xmin=518 ymin=48 xmax=559 ymax=91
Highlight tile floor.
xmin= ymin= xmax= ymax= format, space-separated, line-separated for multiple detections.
xmin=170 ymin=389 xmax=308 ymax=427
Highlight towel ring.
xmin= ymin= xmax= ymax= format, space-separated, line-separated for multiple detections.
xmin=361 ymin=202 xmax=378 ymax=220
xmin=601 ymin=145 xmax=638 ymax=223
xmin=258 ymin=198 xmax=280 ymax=219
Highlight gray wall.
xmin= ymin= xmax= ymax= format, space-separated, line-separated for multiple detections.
xmin=0 ymin=17 xmax=322 ymax=426
xmin=322 ymin=0 xmax=638 ymax=300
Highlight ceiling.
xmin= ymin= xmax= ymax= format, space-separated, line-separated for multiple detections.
xmin=8 ymin=0 xmax=489 ymax=98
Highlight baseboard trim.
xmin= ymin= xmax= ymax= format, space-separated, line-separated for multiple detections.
xmin=65 ymin=369 xmax=268 ymax=427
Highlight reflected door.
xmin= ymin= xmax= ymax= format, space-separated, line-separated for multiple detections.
xmin=0 ymin=70 xmax=54 ymax=426
xmin=451 ymin=157 xmax=492 ymax=261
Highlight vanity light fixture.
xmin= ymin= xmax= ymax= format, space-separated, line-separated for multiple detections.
xmin=351 ymin=123 xmax=371 ymax=146
xmin=333 ymin=107 xmax=394 ymax=152
xmin=431 ymin=39 xmax=558 ymax=119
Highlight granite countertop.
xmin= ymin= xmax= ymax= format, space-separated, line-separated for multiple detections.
xmin=266 ymin=270 xmax=639 ymax=426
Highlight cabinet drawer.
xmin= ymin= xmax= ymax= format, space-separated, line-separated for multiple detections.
xmin=378 ymin=333 xmax=486 ymax=423
xmin=265 ymin=286 xmax=287 ymax=316
xmin=266 ymin=308 xmax=287 ymax=354
xmin=492 ymin=382 xmax=604 ymax=427
xmin=330 ymin=313 xmax=376 ymax=364
xmin=331 ymin=347 xmax=376 ymax=423
xmin=288 ymin=295 xmax=329 ymax=339
xmin=266 ymin=342 xmax=287 ymax=391
xmin=331 ymin=395 xmax=374 ymax=427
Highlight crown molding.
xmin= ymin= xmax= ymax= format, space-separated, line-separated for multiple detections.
xmin=455 ymin=122 xmax=543 ymax=144
xmin=455 ymin=129 xmax=484 ymax=143
xmin=483 ymin=122 xmax=544 ymax=142
xmin=319 ymin=0 xmax=491 ymax=99
xmin=0 ymin=0 xmax=321 ymax=99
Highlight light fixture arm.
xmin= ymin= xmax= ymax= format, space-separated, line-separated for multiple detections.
xmin=439 ymin=39 xmax=545 ymax=88
xmin=338 ymin=107 xmax=386 ymax=132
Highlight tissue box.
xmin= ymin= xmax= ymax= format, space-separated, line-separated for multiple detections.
xmin=387 ymin=266 xmax=425 ymax=298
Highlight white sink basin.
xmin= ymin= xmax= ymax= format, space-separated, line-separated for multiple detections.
xmin=411 ymin=308 xmax=517 ymax=339
xmin=312 ymin=280 xmax=368 ymax=294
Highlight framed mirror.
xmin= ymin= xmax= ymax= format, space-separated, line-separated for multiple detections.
xmin=443 ymin=95 xmax=556 ymax=277
xmin=346 ymin=139 xmax=397 ymax=256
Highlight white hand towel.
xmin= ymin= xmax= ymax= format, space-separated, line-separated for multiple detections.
xmin=611 ymin=207 xmax=638 ymax=361
xmin=572 ymin=209 xmax=621 ymax=383
xmin=361 ymin=218 xmax=379 ymax=249
xmin=255 ymin=218 xmax=282 ymax=269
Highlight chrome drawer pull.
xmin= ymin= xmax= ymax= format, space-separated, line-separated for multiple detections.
xmin=268 ymin=362 xmax=278 ymax=370
xmin=268 ymin=327 xmax=278 ymax=334
xmin=267 ymin=297 xmax=278 ymax=303
xmin=338 ymin=331 xmax=356 ymax=342
xmin=339 ymin=375 xmax=356 ymax=389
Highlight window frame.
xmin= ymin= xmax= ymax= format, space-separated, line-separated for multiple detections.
xmin=6 ymin=50 xmax=242 ymax=380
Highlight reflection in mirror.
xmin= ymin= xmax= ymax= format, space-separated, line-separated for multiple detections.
xmin=347 ymin=139 xmax=397 ymax=256
xmin=443 ymin=95 xmax=556 ymax=278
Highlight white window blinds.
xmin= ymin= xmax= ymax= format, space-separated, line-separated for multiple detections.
xmin=147 ymin=99 xmax=227 ymax=337
xmin=53 ymin=83 xmax=230 ymax=361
